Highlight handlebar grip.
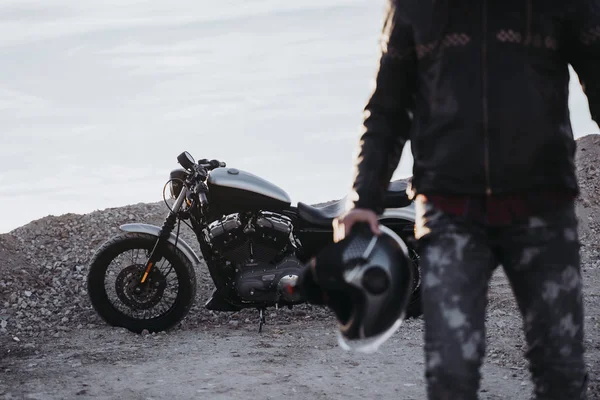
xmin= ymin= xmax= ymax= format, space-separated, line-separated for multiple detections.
xmin=196 ymin=158 xmax=226 ymax=169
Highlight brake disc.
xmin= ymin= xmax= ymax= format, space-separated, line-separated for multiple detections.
xmin=115 ymin=264 xmax=167 ymax=310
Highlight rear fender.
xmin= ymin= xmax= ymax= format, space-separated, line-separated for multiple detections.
xmin=380 ymin=202 xmax=416 ymax=223
xmin=120 ymin=223 xmax=202 ymax=267
xmin=379 ymin=203 xmax=416 ymax=242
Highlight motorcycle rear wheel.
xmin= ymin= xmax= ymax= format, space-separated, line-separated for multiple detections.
xmin=405 ymin=246 xmax=422 ymax=319
xmin=87 ymin=232 xmax=197 ymax=333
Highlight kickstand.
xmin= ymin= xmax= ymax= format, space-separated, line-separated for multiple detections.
xmin=258 ymin=308 xmax=266 ymax=333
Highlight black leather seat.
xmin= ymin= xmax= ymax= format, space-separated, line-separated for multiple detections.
xmin=298 ymin=198 xmax=347 ymax=227
xmin=297 ymin=179 xmax=412 ymax=227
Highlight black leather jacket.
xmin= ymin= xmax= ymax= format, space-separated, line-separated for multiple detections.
xmin=350 ymin=0 xmax=600 ymax=213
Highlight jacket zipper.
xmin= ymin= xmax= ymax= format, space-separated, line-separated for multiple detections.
xmin=482 ymin=0 xmax=492 ymax=195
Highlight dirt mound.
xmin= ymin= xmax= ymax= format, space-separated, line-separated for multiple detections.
xmin=0 ymin=235 xmax=37 ymax=316
xmin=0 ymin=202 xmax=196 ymax=339
xmin=575 ymin=134 xmax=600 ymax=263
xmin=576 ymin=134 xmax=600 ymax=207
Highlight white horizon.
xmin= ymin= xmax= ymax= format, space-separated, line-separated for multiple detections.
xmin=1 ymin=0 xmax=598 ymax=233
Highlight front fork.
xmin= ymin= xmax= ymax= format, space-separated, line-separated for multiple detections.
xmin=139 ymin=187 xmax=190 ymax=284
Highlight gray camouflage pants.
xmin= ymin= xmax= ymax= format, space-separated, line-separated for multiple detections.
xmin=415 ymin=197 xmax=589 ymax=400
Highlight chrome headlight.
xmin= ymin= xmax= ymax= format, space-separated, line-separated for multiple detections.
xmin=169 ymin=168 xmax=188 ymax=199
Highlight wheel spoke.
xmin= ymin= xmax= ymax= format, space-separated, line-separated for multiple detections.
xmin=104 ymin=247 xmax=181 ymax=320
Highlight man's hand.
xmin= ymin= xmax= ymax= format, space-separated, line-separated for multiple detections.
xmin=332 ymin=208 xmax=381 ymax=243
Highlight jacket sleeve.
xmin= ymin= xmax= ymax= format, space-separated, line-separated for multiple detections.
xmin=348 ymin=0 xmax=417 ymax=214
xmin=569 ymin=0 xmax=600 ymax=125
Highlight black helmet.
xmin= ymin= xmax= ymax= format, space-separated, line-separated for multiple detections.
xmin=293 ymin=223 xmax=415 ymax=353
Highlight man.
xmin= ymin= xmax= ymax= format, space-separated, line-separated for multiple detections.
xmin=333 ymin=1 xmax=598 ymax=399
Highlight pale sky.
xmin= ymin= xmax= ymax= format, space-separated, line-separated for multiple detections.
xmin=1 ymin=0 xmax=598 ymax=233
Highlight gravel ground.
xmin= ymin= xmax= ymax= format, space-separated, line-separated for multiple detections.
xmin=1 ymin=134 xmax=599 ymax=399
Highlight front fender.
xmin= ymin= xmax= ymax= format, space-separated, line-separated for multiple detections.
xmin=120 ymin=223 xmax=202 ymax=267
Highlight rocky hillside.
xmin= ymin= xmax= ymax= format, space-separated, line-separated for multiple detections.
xmin=1 ymin=134 xmax=599 ymax=341
xmin=575 ymin=134 xmax=600 ymax=258
xmin=0 ymin=202 xmax=220 ymax=340
xmin=576 ymin=134 xmax=600 ymax=206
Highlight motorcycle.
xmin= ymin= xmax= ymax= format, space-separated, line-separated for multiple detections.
xmin=87 ymin=151 xmax=421 ymax=333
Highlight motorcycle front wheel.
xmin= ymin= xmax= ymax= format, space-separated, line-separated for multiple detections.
xmin=87 ymin=232 xmax=197 ymax=333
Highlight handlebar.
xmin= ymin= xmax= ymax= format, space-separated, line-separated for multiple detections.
xmin=197 ymin=159 xmax=226 ymax=170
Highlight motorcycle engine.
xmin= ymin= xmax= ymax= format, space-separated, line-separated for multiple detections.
xmin=207 ymin=212 xmax=303 ymax=304
xmin=235 ymin=255 xmax=303 ymax=303
xmin=208 ymin=211 xmax=293 ymax=264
